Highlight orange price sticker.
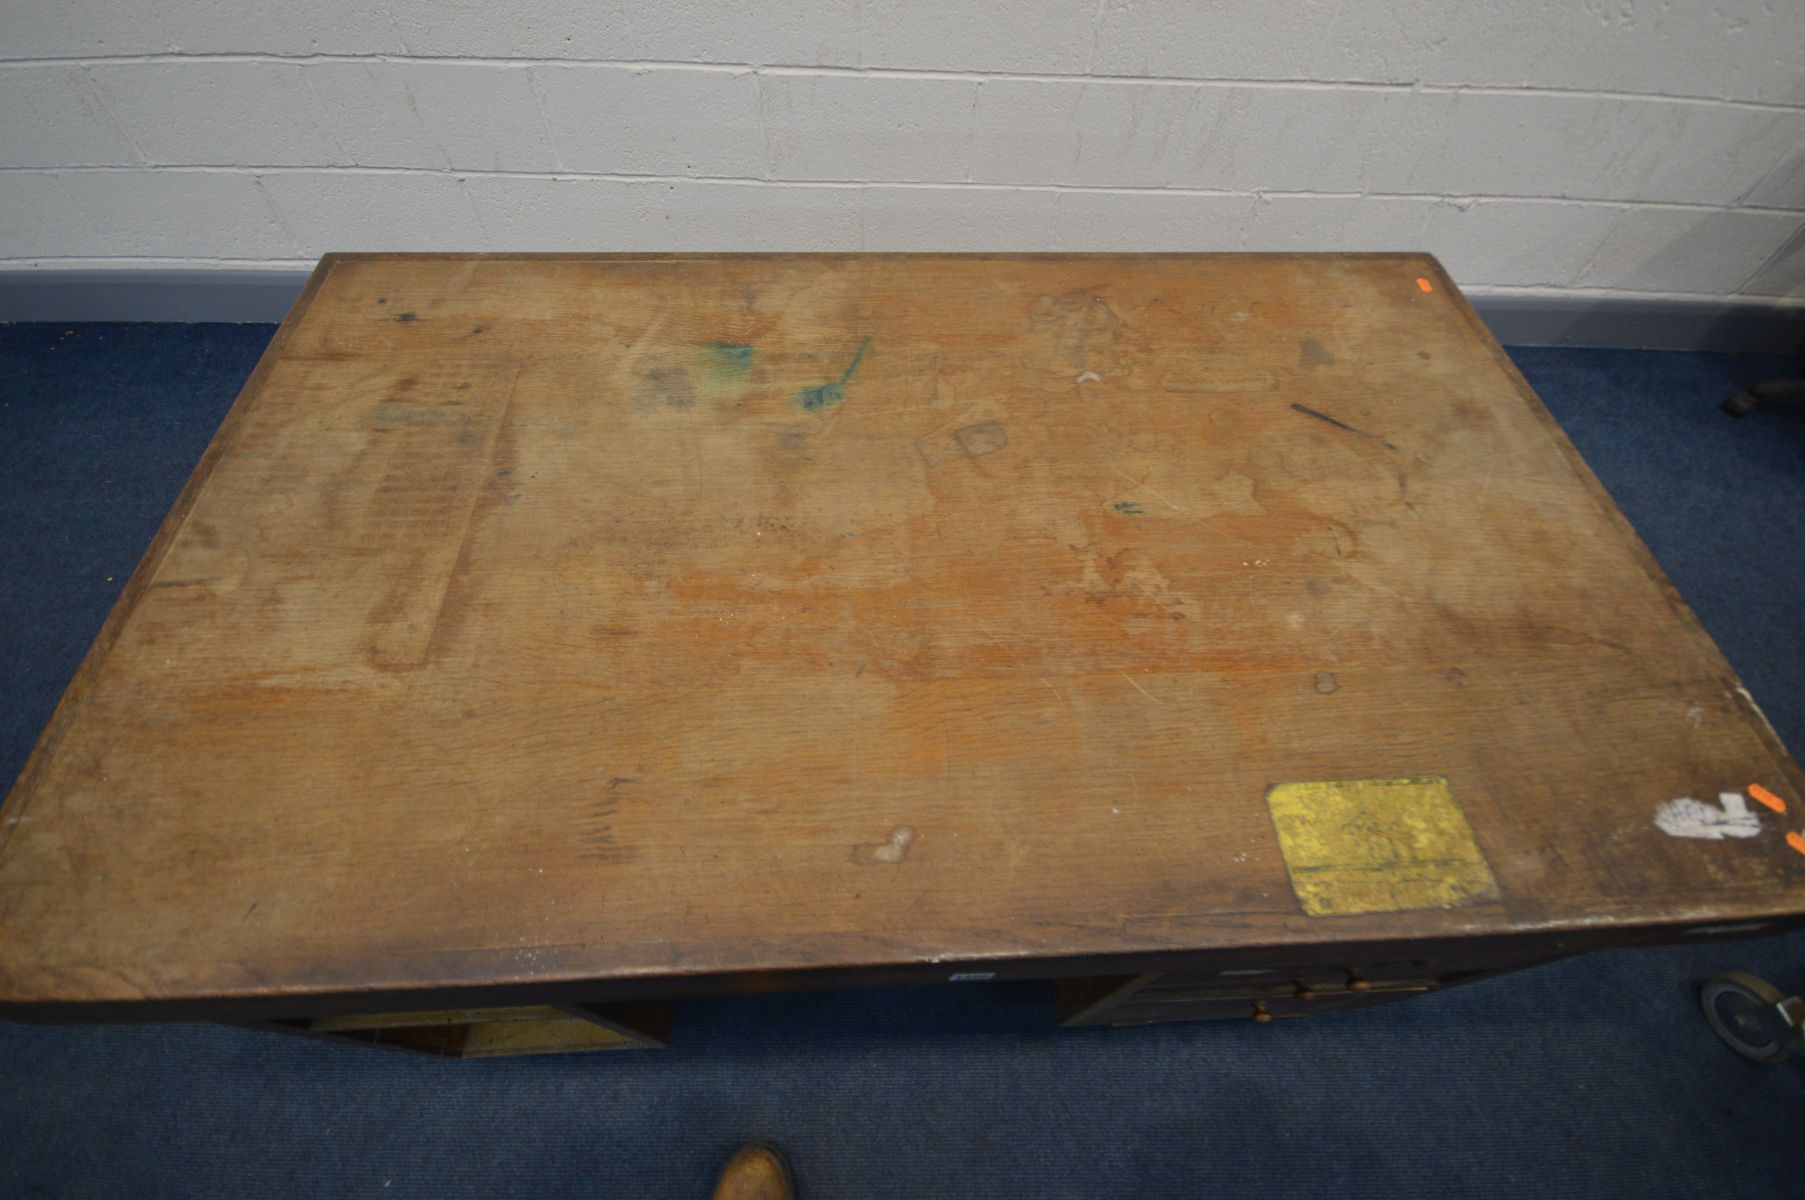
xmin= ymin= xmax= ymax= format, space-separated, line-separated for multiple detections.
xmin=1415 ymin=277 xmax=1434 ymax=293
xmin=1748 ymin=783 xmax=1787 ymax=814
xmin=1787 ymin=831 xmax=1805 ymax=858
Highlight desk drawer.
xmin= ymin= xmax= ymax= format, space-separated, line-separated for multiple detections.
xmin=1057 ymin=932 xmax=1631 ymax=1028
xmin=1079 ymin=986 xmax=1429 ymax=1026
xmin=1060 ymin=971 xmax=1432 ymax=1026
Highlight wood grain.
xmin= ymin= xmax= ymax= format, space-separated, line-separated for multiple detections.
xmin=2 ymin=253 xmax=1800 ymax=1020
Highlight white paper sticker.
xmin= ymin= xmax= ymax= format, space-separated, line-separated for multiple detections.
xmin=1655 ymin=792 xmax=1761 ymax=840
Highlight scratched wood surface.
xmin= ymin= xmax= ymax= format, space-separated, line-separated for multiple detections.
xmin=2 ymin=253 xmax=1801 ymax=1017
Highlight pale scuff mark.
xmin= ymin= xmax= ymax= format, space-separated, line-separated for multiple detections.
xmin=855 ymin=826 xmax=917 ymax=865
xmin=398 ymin=76 xmax=453 ymax=170
xmin=1075 ymin=369 xmax=1102 ymax=384
xmin=1654 ymin=792 xmax=1761 ymax=840
xmin=526 ymin=67 xmax=567 ymax=171
xmin=1121 ymin=673 xmax=1158 ymax=704
xmin=752 ymin=72 xmax=776 ymax=181
xmin=1734 ymin=685 xmax=1782 ymax=744
xmin=75 ymin=66 xmax=148 ymax=164
xmin=1688 ymin=921 xmax=1773 ymax=937
xmin=1109 ymin=465 xmax=1186 ymax=512
xmin=299 ymin=69 xmax=354 ymax=164
xmin=1085 ymin=0 xmax=1110 ymax=74
xmin=963 ymin=81 xmax=981 ymax=183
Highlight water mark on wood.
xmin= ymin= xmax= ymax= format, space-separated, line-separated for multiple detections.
xmin=953 ymin=422 xmax=1008 ymax=458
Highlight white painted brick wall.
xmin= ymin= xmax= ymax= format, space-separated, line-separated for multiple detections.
xmin=1744 ymin=228 xmax=1805 ymax=298
xmin=0 ymin=67 xmax=138 ymax=167
xmin=1240 ymin=196 xmax=1436 ymax=255
xmin=1052 ymin=190 xmax=1253 ymax=252
xmin=259 ymin=171 xmax=485 ymax=252
xmin=465 ymin=176 xmax=869 ymax=251
xmin=759 ymin=74 xmax=981 ymax=183
xmin=1577 ymin=208 xmax=1805 ymax=295
xmin=320 ymin=63 xmax=559 ymax=173
xmin=1420 ymin=199 xmax=1625 ymax=290
xmin=860 ymin=186 xmax=1058 ymax=251
xmin=0 ymin=0 xmax=1800 ymax=302
xmin=537 ymin=65 xmax=762 ymax=176
xmin=0 ymin=170 xmax=295 ymax=258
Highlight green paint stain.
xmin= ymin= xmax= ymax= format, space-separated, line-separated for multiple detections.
xmin=688 ymin=342 xmax=757 ymax=405
xmin=700 ymin=342 xmax=755 ymax=376
xmin=795 ymin=337 xmax=871 ymax=413
xmin=1113 ymin=501 xmax=1144 ymax=515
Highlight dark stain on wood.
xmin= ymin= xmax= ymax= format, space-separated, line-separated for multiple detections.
xmin=1289 ymin=402 xmax=1398 ymax=451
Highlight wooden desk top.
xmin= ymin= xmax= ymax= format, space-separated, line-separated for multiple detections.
xmin=3 ymin=253 xmax=1801 ymax=1019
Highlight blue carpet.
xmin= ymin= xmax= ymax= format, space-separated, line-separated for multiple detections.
xmin=1 ymin=325 xmax=1802 ymax=1200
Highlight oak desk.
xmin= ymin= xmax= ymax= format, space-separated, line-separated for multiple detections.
xmin=3 ymin=253 xmax=1801 ymax=1055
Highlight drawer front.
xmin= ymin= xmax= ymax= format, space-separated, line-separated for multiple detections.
xmin=1087 ymin=988 xmax=1424 ymax=1027
xmin=1058 ymin=965 xmax=1439 ymax=1027
xmin=1056 ymin=934 xmax=1631 ymax=1029
xmin=1131 ymin=968 xmax=1437 ymax=999
xmin=1146 ymin=955 xmax=1475 ymax=994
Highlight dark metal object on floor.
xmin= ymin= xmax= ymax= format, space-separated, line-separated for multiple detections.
xmin=1723 ymin=379 xmax=1805 ymax=417
xmin=1701 ymin=971 xmax=1804 ymax=1063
